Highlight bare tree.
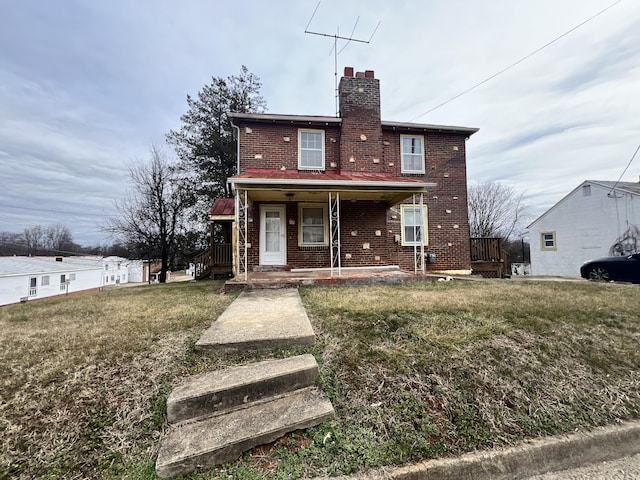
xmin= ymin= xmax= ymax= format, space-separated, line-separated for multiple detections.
xmin=22 ymin=224 xmax=75 ymax=254
xmin=103 ymin=146 xmax=186 ymax=283
xmin=468 ymin=181 xmax=528 ymax=238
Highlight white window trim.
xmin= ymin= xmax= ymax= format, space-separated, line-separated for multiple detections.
xmin=400 ymin=134 xmax=425 ymax=174
xmin=298 ymin=129 xmax=325 ymax=170
xmin=298 ymin=203 xmax=329 ymax=246
xmin=540 ymin=231 xmax=557 ymax=251
xmin=401 ymin=204 xmax=429 ymax=246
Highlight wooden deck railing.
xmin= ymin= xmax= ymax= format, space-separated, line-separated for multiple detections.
xmin=470 ymin=237 xmax=506 ymax=278
xmin=213 ymin=243 xmax=232 ymax=266
xmin=470 ymin=237 xmax=504 ymax=262
xmin=192 ymin=250 xmax=212 ymax=279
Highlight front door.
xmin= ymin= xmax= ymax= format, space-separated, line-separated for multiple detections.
xmin=260 ymin=205 xmax=286 ymax=265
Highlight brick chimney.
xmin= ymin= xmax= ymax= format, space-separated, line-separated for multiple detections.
xmin=338 ymin=67 xmax=383 ymax=172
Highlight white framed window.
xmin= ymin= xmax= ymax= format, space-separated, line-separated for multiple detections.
xmin=69 ymin=273 xmax=76 ymax=281
xmin=298 ymin=204 xmax=328 ymax=246
xmin=60 ymin=274 xmax=67 ymax=291
xmin=29 ymin=277 xmax=37 ymax=296
xmin=582 ymin=184 xmax=591 ymax=196
xmin=401 ymin=205 xmax=428 ymax=246
xmin=298 ymin=129 xmax=325 ymax=170
xmin=541 ymin=231 xmax=556 ymax=250
xmin=401 ymin=135 xmax=425 ymax=173
xmin=41 ymin=275 xmax=50 ymax=286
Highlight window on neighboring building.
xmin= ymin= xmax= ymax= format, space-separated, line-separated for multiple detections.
xmin=541 ymin=231 xmax=556 ymax=250
xmin=29 ymin=277 xmax=37 ymax=296
xmin=69 ymin=273 xmax=76 ymax=281
xmin=298 ymin=129 xmax=325 ymax=170
xmin=60 ymin=274 xmax=66 ymax=291
xmin=41 ymin=275 xmax=50 ymax=286
xmin=401 ymin=205 xmax=428 ymax=246
xmin=582 ymin=184 xmax=591 ymax=196
xmin=299 ymin=204 xmax=328 ymax=246
xmin=401 ymin=135 xmax=425 ymax=173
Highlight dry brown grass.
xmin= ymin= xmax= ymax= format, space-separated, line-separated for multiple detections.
xmin=0 ymin=280 xmax=234 ymax=479
xmin=2 ymin=278 xmax=639 ymax=479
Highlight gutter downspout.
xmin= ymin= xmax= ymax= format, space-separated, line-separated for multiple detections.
xmin=230 ymin=117 xmax=240 ymax=181
xmin=229 ymin=117 xmax=241 ymax=280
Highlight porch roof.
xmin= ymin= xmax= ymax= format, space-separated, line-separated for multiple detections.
xmin=228 ymin=169 xmax=435 ymax=203
xmin=208 ymin=198 xmax=235 ymax=220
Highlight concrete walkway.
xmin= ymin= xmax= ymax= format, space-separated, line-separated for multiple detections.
xmin=196 ymin=289 xmax=316 ymax=351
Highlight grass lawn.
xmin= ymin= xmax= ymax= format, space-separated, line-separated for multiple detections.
xmin=1 ymin=279 xmax=639 ymax=479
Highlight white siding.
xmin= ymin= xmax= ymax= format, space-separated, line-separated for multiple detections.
xmin=0 ymin=260 xmax=103 ymax=306
xmin=529 ymin=182 xmax=640 ymax=277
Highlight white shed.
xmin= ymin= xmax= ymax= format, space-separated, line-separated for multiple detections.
xmin=527 ymin=180 xmax=640 ymax=277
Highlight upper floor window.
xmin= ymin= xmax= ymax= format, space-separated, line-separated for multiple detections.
xmin=582 ymin=184 xmax=591 ymax=196
xmin=401 ymin=135 xmax=425 ymax=173
xmin=298 ymin=129 xmax=325 ymax=170
xmin=541 ymin=231 xmax=556 ymax=250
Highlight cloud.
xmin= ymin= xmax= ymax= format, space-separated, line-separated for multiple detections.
xmin=1 ymin=0 xmax=640 ymax=246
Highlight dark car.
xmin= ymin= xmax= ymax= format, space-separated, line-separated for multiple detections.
xmin=580 ymin=253 xmax=640 ymax=283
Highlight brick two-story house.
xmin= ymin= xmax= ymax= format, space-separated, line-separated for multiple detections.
xmin=221 ymin=67 xmax=478 ymax=280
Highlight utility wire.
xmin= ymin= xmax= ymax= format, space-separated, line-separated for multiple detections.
xmin=608 ymin=142 xmax=640 ymax=195
xmin=408 ymin=0 xmax=625 ymax=122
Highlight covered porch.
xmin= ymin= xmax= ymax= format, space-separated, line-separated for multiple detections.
xmin=228 ymin=171 xmax=436 ymax=281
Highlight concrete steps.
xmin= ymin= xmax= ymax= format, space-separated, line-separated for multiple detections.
xmin=195 ymin=289 xmax=316 ymax=351
xmin=166 ymin=354 xmax=320 ymax=423
xmin=156 ymin=354 xmax=334 ymax=478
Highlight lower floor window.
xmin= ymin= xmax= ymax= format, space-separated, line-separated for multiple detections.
xmin=401 ymin=205 xmax=428 ymax=246
xmin=299 ymin=204 xmax=328 ymax=246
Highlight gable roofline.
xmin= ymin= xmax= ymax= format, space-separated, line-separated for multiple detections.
xmin=228 ymin=112 xmax=478 ymax=135
xmin=526 ymin=180 xmax=640 ymax=229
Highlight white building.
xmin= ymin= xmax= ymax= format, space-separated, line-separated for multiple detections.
xmin=0 ymin=257 xmax=104 ymax=306
xmin=0 ymin=256 xmax=151 ymax=306
xmin=527 ymin=180 xmax=640 ymax=277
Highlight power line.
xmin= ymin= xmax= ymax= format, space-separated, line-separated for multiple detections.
xmin=408 ymin=0 xmax=625 ymax=122
xmin=608 ymin=142 xmax=640 ymax=196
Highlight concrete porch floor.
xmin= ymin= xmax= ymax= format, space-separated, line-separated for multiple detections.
xmin=224 ymin=266 xmax=448 ymax=291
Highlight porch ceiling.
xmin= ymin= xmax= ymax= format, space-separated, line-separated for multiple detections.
xmin=237 ymin=186 xmax=427 ymax=204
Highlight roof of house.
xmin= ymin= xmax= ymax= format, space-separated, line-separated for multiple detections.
xmin=0 ymin=256 xmax=102 ymax=277
xmin=589 ymin=180 xmax=640 ymax=196
xmin=228 ymin=112 xmax=479 ymax=136
xmin=527 ymin=180 xmax=640 ymax=229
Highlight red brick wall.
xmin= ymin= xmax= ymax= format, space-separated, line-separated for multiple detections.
xmin=384 ymin=131 xmax=472 ymax=271
xmin=238 ymin=123 xmax=341 ymax=171
xmin=244 ymin=201 xmax=390 ymax=270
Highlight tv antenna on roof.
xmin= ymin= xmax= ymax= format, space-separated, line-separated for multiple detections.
xmin=304 ymin=2 xmax=381 ymax=116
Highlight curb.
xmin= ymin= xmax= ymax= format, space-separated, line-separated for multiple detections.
xmin=317 ymin=420 xmax=640 ymax=480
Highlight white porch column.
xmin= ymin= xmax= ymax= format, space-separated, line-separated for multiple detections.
xmin=329 ymin=192 xmax=341 ymax=277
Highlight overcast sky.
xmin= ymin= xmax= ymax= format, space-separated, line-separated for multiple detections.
xmin=1 ymin=0 xmax=639 ymax=246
